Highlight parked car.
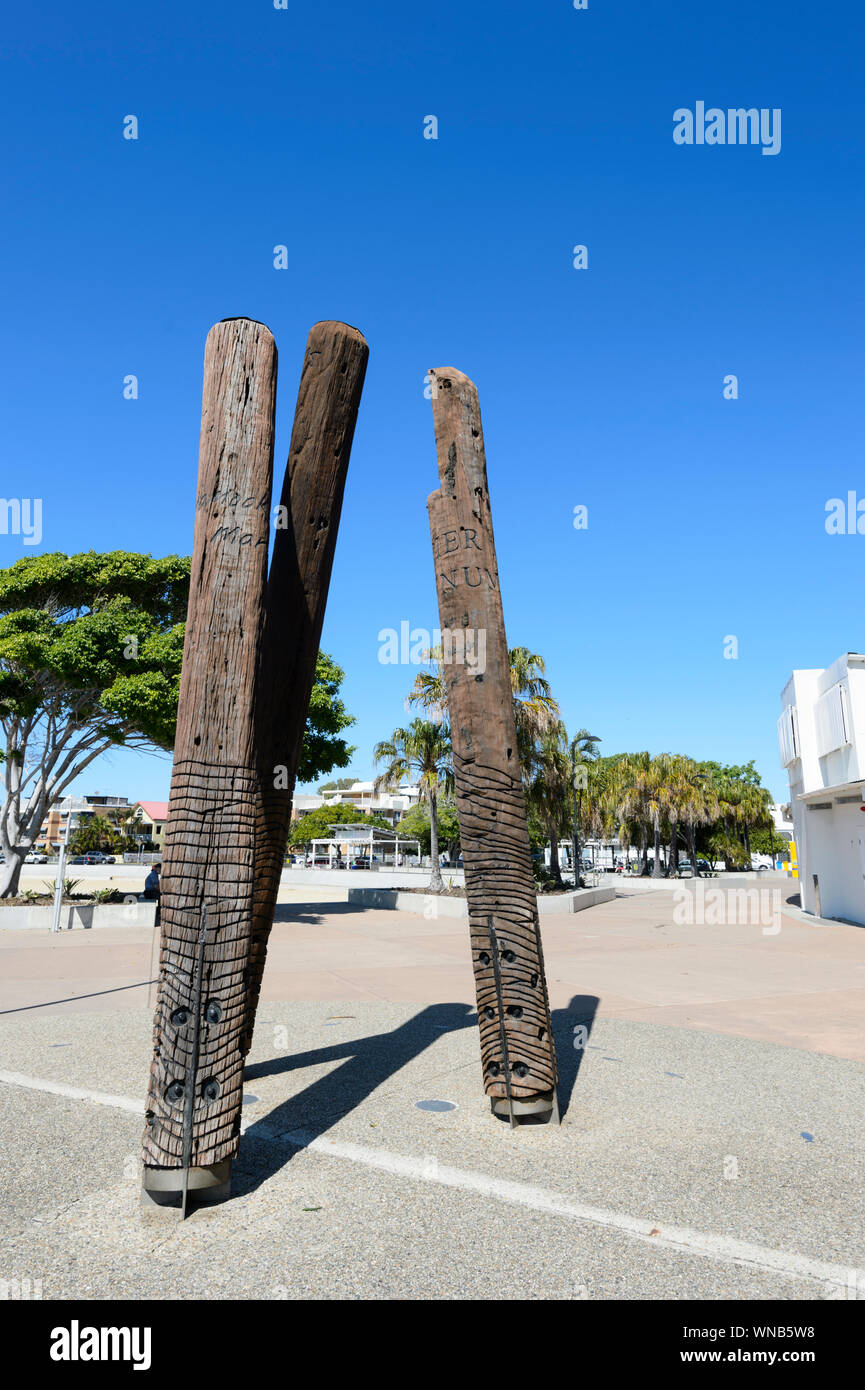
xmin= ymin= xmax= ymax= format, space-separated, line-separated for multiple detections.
xmin=69 ymin=855 xmax=86 ymax=864
xmin=678 ymin=858 xmax=714 ymax=875
xmin=24 ymin=851 xmax=47 ymax=864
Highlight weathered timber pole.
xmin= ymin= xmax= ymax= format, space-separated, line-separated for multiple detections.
xmin=142 ymin=318 xmax=277 ymax=1209
xmin=243 ymin=321 xmax=368 ymax=1053
xmin=141 ymin=320 xmax=367 ymax=1211
xmin=427 ymin=368 xmax=558 ymax=1124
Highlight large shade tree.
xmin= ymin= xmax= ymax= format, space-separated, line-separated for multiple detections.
xmin=0 ymin=551 xmax=356 ymax=897
xmin=0 ymin=552 xmax=189 ymax=896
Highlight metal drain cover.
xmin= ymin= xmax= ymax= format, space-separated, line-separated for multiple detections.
xmin=415 ymin=1099 xmax=457 ymax=1113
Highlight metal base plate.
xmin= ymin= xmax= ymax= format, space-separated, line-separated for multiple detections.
xmin=141 ymin=1159 xmax=232 ymax=1211
xmin=490 ymin=1088 xmax=560 ymax=1126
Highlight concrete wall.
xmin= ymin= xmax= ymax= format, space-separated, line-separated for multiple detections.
xmin=0 ymin=900 xmax=157 ymax=930
xmin=285 ymin=867 xmax=465 ymax=890
xmin=800 ymin=800 xmax=865 ymax=923
xmin=782 ymin=655 xmax=865 ymax=923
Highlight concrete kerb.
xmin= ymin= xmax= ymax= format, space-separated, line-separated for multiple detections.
xmin=346 ymin=886 xmax=615 ymax=916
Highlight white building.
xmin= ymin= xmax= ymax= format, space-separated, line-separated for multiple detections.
xmin=292 ymin=780 xmax=423 ymax=828
xmin=779 ymin=652 xmax=865 ymax=924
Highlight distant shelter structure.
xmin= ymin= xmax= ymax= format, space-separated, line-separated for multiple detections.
xmin=307 ymin=822 xmax=422 ymax=868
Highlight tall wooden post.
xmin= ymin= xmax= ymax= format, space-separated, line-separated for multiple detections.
xmin=141 ymin=319 xmax=367 ymax=1212
xmin=142 ymin=318 xmax=277 ymax=1209
xmin=427 ymin=368 xmax=558 ymax=1124
xmin=244 ymin=321 xmax=368 ymax=1053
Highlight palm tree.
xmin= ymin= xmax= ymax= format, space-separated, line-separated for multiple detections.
xmin=611 ymin=752 xmax=649 ymax=873
xmin=664 ymin=754 xmax=708 ymax=875
xmin=408 ymin=644 xmax=558 ymax=784
xmin=673 ymin=764 xmax=718 ymax=875
xmin=567 ymin=728 xmax=602 ymax=878
xmin=508 ymin=647 xmax=558 ymax=773
xmin=737 ymin=782 xmax=773 ymax=860
xmin=612 ymin=752 xmax=673 ymax=877
xmin=527 ymin=720 xmax=571 ymax=888
xmin=374 ymin=719 xmax=453 ymax=892
xmin=406 ymin=646 xmax=448 ymax=724
xmin=707 ymin=766 xmax=773 ymax=866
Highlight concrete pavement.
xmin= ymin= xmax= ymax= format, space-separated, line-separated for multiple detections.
xmin=3 ymin=881 xmax=864 ymax=1061
xmin=1 ymin=1003 xmax=863 ymax=1300
xmin=1 ymin=881 xmax=863 ymax=1300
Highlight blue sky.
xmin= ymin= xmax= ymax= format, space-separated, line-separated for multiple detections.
xmin=2 ymin=0 xmax=863 ymax=804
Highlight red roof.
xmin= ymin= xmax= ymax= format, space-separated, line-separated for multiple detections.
xmin=136 ymin=801 xmax=169 ymax=823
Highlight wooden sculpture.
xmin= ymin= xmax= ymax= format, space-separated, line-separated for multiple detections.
xmin=141 ymin=318 xmax=367 ymax=1212
xmin=427 ymin=368 xmax=559 ymax=1124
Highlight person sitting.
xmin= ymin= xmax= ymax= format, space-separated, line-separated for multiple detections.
xmin=143 ymin=863 xmax=161 ymax=901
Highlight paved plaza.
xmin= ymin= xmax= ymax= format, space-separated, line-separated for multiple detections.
xmin=1 ymin=877 xmax=864 ymax=1300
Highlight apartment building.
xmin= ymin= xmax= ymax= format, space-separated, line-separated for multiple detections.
xmin=291 ymin=780 xmax=422 ymax=827
xmin=779 ymin=652 xmax=865 ymax=924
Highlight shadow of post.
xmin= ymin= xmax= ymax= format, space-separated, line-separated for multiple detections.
xmin=237 ymin=1002 xmax=476 ymax=1193
xmin=551 ymin=994 xmax=600 ymax=1118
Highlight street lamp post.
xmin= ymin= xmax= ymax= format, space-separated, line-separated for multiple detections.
xmin=571 ymin=776 xmax=582 ymax=887
xmin=51 ymin=811 xmax=70 ymax=934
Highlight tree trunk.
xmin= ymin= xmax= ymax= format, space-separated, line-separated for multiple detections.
xmin=668 ymin=817 xmax=679 ymax=876
xmin=652 ymin=813 xmax=663 ymax=876
xmin=0 ymin=851 xmax=24 ymax=898
xmin=640 ymin=826 xmax=649 ymax=874
xmin=428 ymin=786 xmax=445 ymax=892
xmin=688 ymin=821 xmax=699 ymax=876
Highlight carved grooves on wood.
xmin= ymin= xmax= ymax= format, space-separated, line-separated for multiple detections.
xmin=142 ymin=318 xmax=278 ymax=1173
xmin=454 ymin=754 xmax=556 ymax=1098
xmin=427 ymin=366 xmax=558 ymax=1103
xmin=143 ymin=760 xmax=281 ymax=1166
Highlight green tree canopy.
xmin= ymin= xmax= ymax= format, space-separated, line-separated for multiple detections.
xmin=394 ymin=797 xmax=461 ymax=858
xmin=0 ymin=551 xmax=190 ymax=893
xmin=298 ymin=652 xmax=356 ymax=785
xmin=0 ymin=551 xmax=356 ymax=894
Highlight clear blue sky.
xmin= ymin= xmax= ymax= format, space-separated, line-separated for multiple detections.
xmin=2 ymin=1 xmax=863 ymax=804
